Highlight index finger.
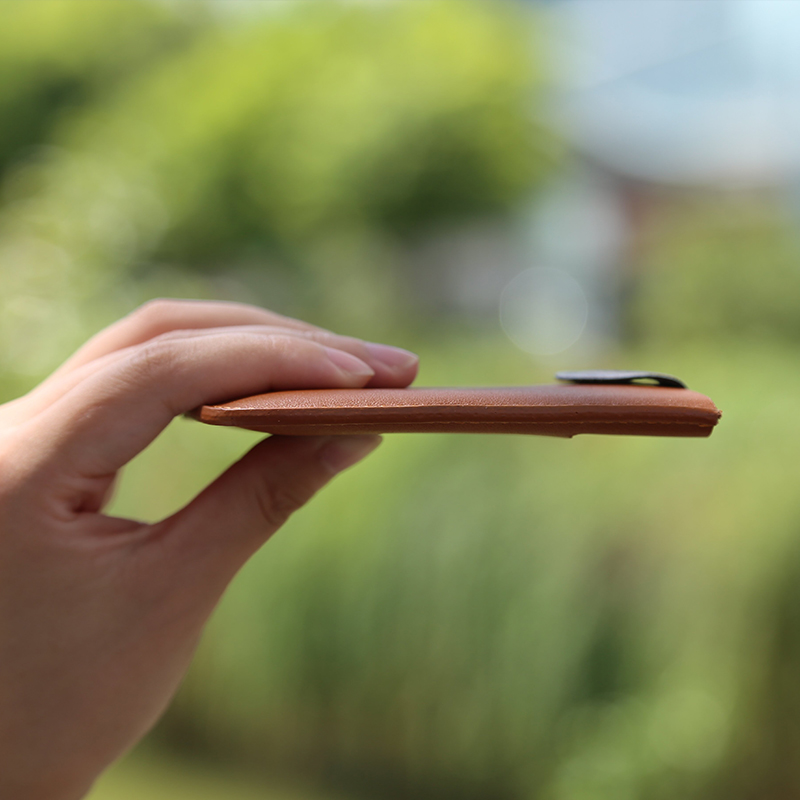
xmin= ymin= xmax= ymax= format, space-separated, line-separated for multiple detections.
xmin=51 ymin=299 xmax=326 ymax=378
xmin=28 ymin=331 xmax=375 ymax=483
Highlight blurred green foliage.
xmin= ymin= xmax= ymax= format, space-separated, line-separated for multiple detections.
xmin=0 ymin=0 xmax=555 ymax=387
xmin=631 ymin=197 xmax=800 ymax=346
xmin=140 ymin=1 xmax=552 ymax=260
xmin=0 ymin=1 xmax=195 ymax=174
xmin=89 ymin=747 xmax=343 ymax=800
xmin=4 ymin=2 xmax=800 ymax=800
xmin=101 ymin=335 xmax=800 ymax=800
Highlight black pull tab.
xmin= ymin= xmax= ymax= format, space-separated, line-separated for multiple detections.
xmin=555 ymin=370 xmax=688 ymax=389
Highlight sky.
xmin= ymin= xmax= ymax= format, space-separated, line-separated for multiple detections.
xmin=546 ymin=0 xmax=800 ymax=185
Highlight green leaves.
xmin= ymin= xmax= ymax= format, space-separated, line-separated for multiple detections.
xmin=0 ymin=0 xmax=556 ymax=380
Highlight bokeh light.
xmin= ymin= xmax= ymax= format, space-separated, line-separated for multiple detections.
xmin=500 ymin=266 xmax=589 ymax=356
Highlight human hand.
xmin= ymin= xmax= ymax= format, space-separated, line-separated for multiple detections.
xmin=0 ymin=299 xmax=418 ymax=800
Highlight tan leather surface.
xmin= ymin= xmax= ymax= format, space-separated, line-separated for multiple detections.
xmin=193 ymin=385 xmax=721 ymax=438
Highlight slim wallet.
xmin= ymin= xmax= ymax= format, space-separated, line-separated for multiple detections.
xmin=192 ymin=371 xmax=721 ymax=438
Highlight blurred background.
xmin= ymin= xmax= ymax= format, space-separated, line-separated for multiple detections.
xmin=2 ymin=1 xmax=800 ymax=798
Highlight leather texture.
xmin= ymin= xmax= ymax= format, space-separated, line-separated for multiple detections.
xmin=193 ymin=384 xmax=721 ymax=438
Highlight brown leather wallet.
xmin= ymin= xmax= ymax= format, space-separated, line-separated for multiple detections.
xmin=192 ymin=372 xmax=721 ymax=438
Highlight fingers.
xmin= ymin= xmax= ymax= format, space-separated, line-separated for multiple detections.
xmin=125 ymin=325 xmax=418 ymax=388
xmin=30 ymin=331 xmax=379 ymax=480
xmin=11 ymin=298 xmax=326 ymax=426
xmin=13 ymin=325 xmax=417 ymax=424
xmin=154 ymin=434 xmax=382 ymax=590
xmin=50 ymin=299 xmax=324 ymax=379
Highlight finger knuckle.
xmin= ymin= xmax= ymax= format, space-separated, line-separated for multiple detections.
xmin=262 ymin=333 xmax=306 ymax=359
xmin=264 ymin=332 xmax=295 ymax=349
xmin=255 ymin=480 xmax=314 ymax=530
xmin=127 ymin=298 xmax=198 ymax=342
xmin=125 ymin=337 xmax=179 ymax=383
xmin=131 ymin=297 xmax=186 ymax=325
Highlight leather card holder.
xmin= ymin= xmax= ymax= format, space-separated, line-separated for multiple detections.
xmin=192 ymin=375 xmax=721 ymax=438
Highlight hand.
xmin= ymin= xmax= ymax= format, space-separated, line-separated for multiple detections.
xmin=0 ymin=299 xmax=418 ymax=800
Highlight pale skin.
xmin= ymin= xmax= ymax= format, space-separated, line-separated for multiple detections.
xmin=0 ymin=299 xmax=419 ymax=800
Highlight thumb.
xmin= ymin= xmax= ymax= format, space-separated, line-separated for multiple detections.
xmin=159 ymin=434 xmax=382 ymax=587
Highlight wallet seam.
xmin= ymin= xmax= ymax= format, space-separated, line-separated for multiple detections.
xmin=242 ymin=420 xmax=717 ymax=429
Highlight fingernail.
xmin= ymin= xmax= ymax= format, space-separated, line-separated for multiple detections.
xmin=365 ymin=342 xmax=418 ymax=369
xmin=323 ymin=346 xmax=375 ymax=377
xmin=319 ymin=435 xmax=383 ymax=474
